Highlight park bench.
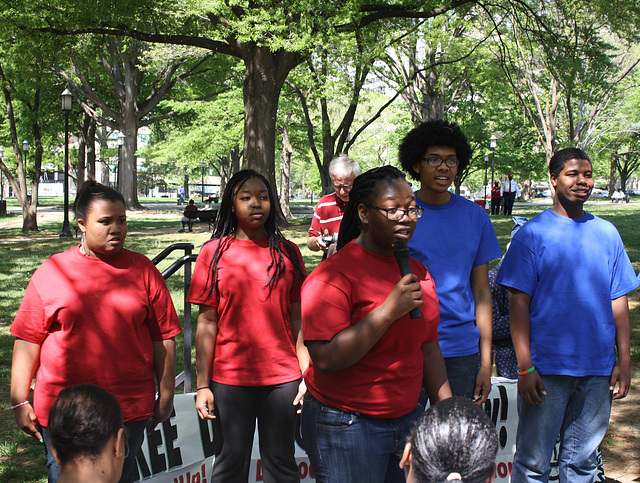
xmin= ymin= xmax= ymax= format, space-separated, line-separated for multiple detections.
xmin=184 ymin=208 xmax=218 ymax=231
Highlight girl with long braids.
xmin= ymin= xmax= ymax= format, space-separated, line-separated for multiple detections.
xmin=301 ymin=166 xmax=452 ymax=483
xmin=187 ymin=170 xmax=308 ymax=483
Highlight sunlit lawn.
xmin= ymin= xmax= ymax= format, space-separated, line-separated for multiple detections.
xmin=1 ymin=200 xmax=639 ymax=481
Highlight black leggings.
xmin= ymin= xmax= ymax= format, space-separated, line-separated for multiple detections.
xmin=210 ymin=380 xmax=301 ymax=483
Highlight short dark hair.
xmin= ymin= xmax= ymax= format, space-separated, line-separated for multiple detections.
xmin=409 ymin=397 xmax=498 ymax=483
xmin=73 ymin=180 xmax=125 ymax=221
xmin=48 ymin=384 xmax=124 ymax=467
xmin=399 ymin=120 xmax=473 ymax=180
xmin=549 ymin=148 xmax=591 ymax=178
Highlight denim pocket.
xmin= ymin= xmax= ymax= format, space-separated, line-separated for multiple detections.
xmin=317 ymin=404 xmax=357 ymax=429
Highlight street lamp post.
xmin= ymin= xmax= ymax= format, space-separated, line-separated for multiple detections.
xmin=490 ymin=134 xmax=497 ymax=189
xmin=201 ymin=161 xmax=205 ymax=203
xmin=483 ymin=152 xmax=489 ymax=205
xmin=60 ymin=89 xmax=73 ymax=238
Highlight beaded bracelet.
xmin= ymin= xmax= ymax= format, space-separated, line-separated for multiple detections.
xmin=518 ymin=366 xmax=536 ymax=376
xmin=10 ymin=401 xmax=29 ymax=410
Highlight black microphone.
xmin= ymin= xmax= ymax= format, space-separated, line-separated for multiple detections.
xmin=392 ymin=239 xmax=422 ymax=319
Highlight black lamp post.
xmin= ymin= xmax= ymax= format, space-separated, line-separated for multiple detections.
xmin=201 ymin=161 xmax=205 ymax=203
xmin=483 ymin=152 xmax=489 ymax=204
xmin=60 ymin=89 xmax=73 ymax=238
xmin=490 ymin=134 xmax=497 ymax=189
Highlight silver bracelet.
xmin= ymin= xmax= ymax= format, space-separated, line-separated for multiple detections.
xmin=11 ymin=400 xmax=29 ymax=410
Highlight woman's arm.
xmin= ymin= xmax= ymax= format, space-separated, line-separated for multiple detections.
xmin=151 ymin=337 xmax=177 ymax=430
xmin=10 ymin=338 xmax=43 ymax=442
xmin=611 ymin=295 xmax=631 ymax=400
xmin=471 ymin=263 xmax=492 ymax=404
xmin=307 ymin=273 xmax=423 ymax=374
xmin=422 ymin=341 xmax=452 ymax=403
xmin=195 ymin=304 xmax=219 ymax=420
xmin=508 ymin=288 xmax=546 ymax=404
xmin=290 ymin=301 xmax=309 ymax=409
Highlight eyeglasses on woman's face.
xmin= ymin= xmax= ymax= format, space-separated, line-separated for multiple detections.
xmin=371 ymin=205 xmax=423 ymax=221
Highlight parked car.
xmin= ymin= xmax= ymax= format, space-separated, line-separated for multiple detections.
xmin=589 ymin=189 xmax=609 ymax=199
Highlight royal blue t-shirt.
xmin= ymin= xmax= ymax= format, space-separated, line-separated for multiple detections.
xmin=409 ymin=193 xmax=501 ymax=357
xmin=497 ymin=209 xmax=638 ymax=376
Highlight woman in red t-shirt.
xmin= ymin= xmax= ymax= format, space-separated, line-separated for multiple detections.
xmin=301 ymin=166 xmax=452 ymax=483
xmin=10 ymin=181 xmax=181 ymax=483
xmin=187 ymin=170 xmax=308 ymax=483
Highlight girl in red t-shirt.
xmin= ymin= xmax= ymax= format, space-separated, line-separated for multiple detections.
xmin=301 ymin=166 xmax=452 ymax=483
xmin=187 ymin=170 xmax=308 ymax=483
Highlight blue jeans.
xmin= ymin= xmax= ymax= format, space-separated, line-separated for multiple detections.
xmin=301 ymin=393 xmax=422 ymax=483
xmin=41 ymin=419 xmax=148 ymax=483
xmin=512 ymin=375 xmax=612 ymax=483
xmin=444 ymin=353 xmax=479 ymax=399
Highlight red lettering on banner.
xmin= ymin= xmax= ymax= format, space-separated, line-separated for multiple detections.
xmin=255 ymin=459 xmax=315 ymax=481
xmin=299 ymin=461 xmax=308 ymax=479
xmin=173 ymin=463 xmax=207 ymax=483
xmin=496 ymin=462 xmax=513 ymax=478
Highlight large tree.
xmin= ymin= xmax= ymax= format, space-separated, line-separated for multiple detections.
xmin=491 ymin=0 xmax=640 ymax=163
xmin=31 ymin=0 xmax=477 ymax=200
xmin=55 ymin=36 xmax=212 ymax=209
xmin=0 ymin=23 xmax=67 ymax=231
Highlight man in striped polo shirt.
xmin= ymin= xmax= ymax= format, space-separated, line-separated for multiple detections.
xmin=307 ymin=154 xmax=361 ymax=255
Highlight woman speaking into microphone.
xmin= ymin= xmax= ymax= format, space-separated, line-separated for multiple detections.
xmin=300 ymin=166 xmax=451 ymax=483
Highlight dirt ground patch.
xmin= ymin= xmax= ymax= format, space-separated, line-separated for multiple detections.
xmin=602 ymin=381 xmax=640 ymax=482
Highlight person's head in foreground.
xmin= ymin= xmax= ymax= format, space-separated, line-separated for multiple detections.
xmin=336 ymin=165 xmax=420 ymax=253
xmin=49 ymin=384 xmax=126 ymax=483
xmin=401 ymin=397 xmax=498 ymax=483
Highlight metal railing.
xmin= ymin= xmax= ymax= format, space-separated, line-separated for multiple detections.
xmin=152 ymin=243 xmax=197 ymax=393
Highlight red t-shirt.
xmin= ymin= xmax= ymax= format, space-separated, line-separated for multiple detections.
xmin=302 ymin=242 xmax=440 ymax=418
xmin=11 ymin=246 xmax=182 ymax=426
xmin=187 ymin=236 xmax=307 ymax=386
xmin=308 ymin=193 xmax=347 ymax=237
xmin=491 ymin=186 xmax=501 ymax=198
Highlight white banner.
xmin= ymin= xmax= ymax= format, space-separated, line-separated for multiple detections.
xmin=134 ymin=379 xmax=520 ymax=482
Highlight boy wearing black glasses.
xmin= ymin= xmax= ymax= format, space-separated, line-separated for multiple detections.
xmin=399 ymin=119 xmax=501 ymax=404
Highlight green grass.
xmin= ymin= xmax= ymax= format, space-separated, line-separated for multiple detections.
xmin=1 ymin=202 xmax=639 ymax=481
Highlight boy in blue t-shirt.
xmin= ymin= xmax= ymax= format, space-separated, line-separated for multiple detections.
xmin=497 ymin=148 xmax=637 ymax=482
xmin=399 ymin=120 xmax=501 ymax=404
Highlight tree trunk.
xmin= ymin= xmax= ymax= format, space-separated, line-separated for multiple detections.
xmin=241 ymin=44 xmax=300 ymax=222
xmin=609 ymin=152 xmax=617 ymax=196
xmin=277 ymin=114 xmax=293 ymax=219
xmin=86 ymin=117 xmax=96 ymax=180
xmin=118 ymin=122 xmax=142 ymax=210
xmin=77 ymin=113 xmax=91 ymax=185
